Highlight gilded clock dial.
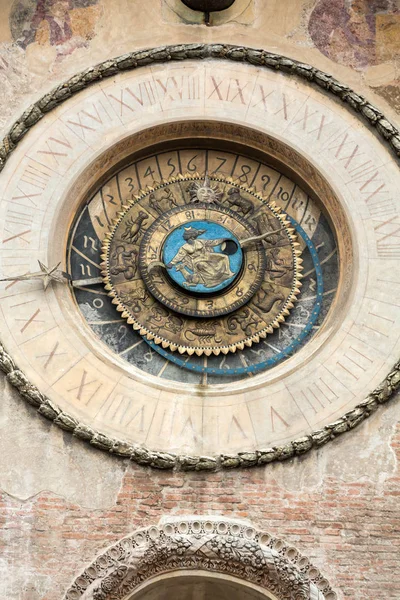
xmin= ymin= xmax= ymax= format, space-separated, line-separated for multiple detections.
xmin=139 ymin=201 xmax=264 ymax=318
xmin=101 ymin=174 xmax=302 ymax=355
xmin=68 ymin=148 xmax=337 ymax=382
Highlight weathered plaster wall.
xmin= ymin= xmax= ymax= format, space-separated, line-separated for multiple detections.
xmin=0 ymin=0 xmax=399 ymax=131
xmin=1 ymin=383 xmax=399 ymax=599
xmin=0 ymin=1 xmax=399 ymax=599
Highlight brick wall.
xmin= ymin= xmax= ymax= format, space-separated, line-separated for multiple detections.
xmin=1 ymin=423 xmax=399 ymax=600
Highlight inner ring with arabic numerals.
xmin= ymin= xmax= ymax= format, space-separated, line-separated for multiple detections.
xmin=101 ymin=174 xmax=303 ymax=356
xmin=139 ymin=201 xmax=266 ymax=318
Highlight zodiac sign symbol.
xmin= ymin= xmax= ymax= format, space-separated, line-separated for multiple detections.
xmin=266 ymin=248 xmax=293 ymax=286
xmin=185 ymin=321 xmax=222 ymax=343
xmin=149 ymin=189 xmax=179 ymax=215
xmin=254 ymin=212 xmax=290 ymax=250
xmin=121 ymin=211 xmax=149 ymax=244
xmin=147 ymin=306 xmax=184 ymax=335
xmin=149 ymin=193 xmax=163 ymax=216
xmin=253 ymin=283 xmax=285 ymax=314
xmin=227 ymin=309 xmax=261 ymax=337
xmin=163 ymin=188 xmax=179 ymax=209
xmin=119 ymin=285 xmax=150 ymax=313
xmin=225 ymin=187 xmax=253 ymax=216
xmin=110 ymin=245 xmax=138 ymax=280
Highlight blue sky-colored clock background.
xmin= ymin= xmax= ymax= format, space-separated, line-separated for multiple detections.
xmin=162 ymin=220 xmax=243 ymax=294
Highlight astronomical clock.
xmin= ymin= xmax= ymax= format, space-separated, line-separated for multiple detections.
xmin=0 ymin=45 xmax=399 ymax=464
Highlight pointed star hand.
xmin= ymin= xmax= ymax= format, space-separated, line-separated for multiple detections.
xmin=38 ymin=261 xmax=70 ymax=290
xmin=0 ymin=261 xmax=71 ymax=290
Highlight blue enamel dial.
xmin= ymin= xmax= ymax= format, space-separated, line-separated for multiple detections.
xmin=163 ymin=220 xmax=243 ymax=294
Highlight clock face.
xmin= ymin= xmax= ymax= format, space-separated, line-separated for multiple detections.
xmin=67 ymin=149 xmax=337 ymax=384
xmin=0 ymin=56 xmax=398 ymax=460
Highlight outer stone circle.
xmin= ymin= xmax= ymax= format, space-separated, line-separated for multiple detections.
xmin=0 ymin=43 xmax=398 ymax=466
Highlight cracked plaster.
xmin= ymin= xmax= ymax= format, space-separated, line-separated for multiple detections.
xmin=0 ymin=368 xmax=398 ymax=505
xmin=0 ymin=378 xmax=127 ymax=508
xmin=267 ymin=394 xmax=399 ymax=494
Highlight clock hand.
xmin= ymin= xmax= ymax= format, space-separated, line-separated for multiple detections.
xmin=146 ymin=229 xmax=287 ymax=271
xmin=71 ymin=276 xmax=104 ymax=287
xmin=239 ymin=228 xmax=286 ymax=247
xmin=0 ymin=261 xmax=71 ymax=291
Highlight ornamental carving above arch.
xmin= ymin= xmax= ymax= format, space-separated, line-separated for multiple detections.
xmin=64 ymin=516 xmax=336 ymax=600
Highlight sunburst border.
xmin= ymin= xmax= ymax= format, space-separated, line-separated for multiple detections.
xmin=101 ymin=173 xmax=303 ymax=356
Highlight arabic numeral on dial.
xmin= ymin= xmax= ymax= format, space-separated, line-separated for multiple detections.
xmin=83 ymin=235 xmax=97 ymax=251
xmin=219 ymin=355 xmax=229 ymax=371
xmin=185 ymin=210 xmax=195 ymax=219
xmin=149 ymin=245 xmax=158 ymax=260
xmin=93 ymin=298 xmax=103 ymax=309
xmin=277 ymin=187 xmax=290 ymax=202
xmin=298 ymin=305 xmax=310 ymax=320
xmin=80 ymin=264 xmax=92 ymax=276
xmin=187 ymin=155 xmax=197 ymax=172
xmin=238 ymin=164 xmax=251 ymax=183
xmin=236 ymin=287 xmax=243 ymax=297
xmin=144 ymin=165 xmax=155 ymax=179
xmin=144 ymin=349 xmax=155 ymax=363
xmin=261 ymin=174 xmax=271 ymax=190
xmin=304 ymin=213 xmax=317 ymax=231
xmin=247 ymin=263 xmax=255 ymax=271
xmin=118 ymin=324 xmax=129 ymax=343
xmin=212 ymin=157 xmax=227 ymax=174
xmin=162 ymin=219 xmax=172 ymax=232
xmin=167 ymin=158 xmax=176 ymax=177
xmin=206 ymin=300 xmax=213 ymax=309
xmin=292 ymin=196 xmax=304 ymax=210
xmin=125 ymin=177 xmax=135 ymax=192
xmin=278 ymin=327 xmax=292 ymax=341
xmin=106 ymin=194 xmax=117 ymax=205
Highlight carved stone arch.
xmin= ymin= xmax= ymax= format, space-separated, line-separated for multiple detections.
xmin=64 ymin=516 xmax=337 ymax=600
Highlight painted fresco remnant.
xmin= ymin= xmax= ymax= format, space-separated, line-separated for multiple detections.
xmin=0 ymin=43 xmax=32 ymax=130
xmin=10 ymin=0 xmax=101 ymax=60
xmin=375 ymin=81 xmax=400 ymax=113
xmin=309 ymin=0 xmax=400 ymax=69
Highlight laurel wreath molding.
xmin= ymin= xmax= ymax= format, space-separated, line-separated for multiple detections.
xmin=63 ymin=516 xmax=336 ymax=600
xmin=0 ymin=43 xmax=399 ymax=470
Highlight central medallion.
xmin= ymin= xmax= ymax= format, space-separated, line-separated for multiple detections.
xmin=162 ymin=220 xmax=242 ymax=294
xmin=139 ymin=202 xmax=265 ymax=318
xmin=101 ymin=174 xmax=302 ymax=355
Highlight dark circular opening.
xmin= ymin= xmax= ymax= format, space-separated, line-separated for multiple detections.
xmin=220 ymin=239 xmax=239 ymax=255
xmin=181 ymin=0 xmax=236 ymax=13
